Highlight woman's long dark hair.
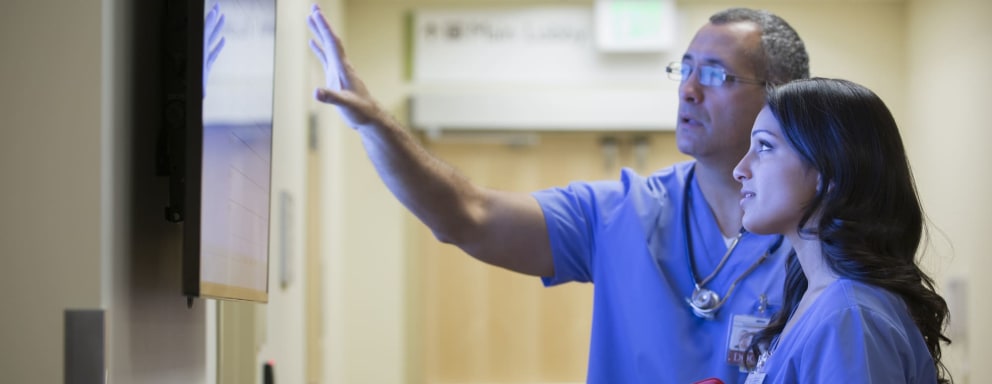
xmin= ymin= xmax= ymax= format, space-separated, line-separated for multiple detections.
xmin=748 ymin=78 xmax=951 ymax=383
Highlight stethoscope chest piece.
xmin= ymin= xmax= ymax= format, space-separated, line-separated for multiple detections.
xmin=688 ymin=287 xmax=721 ymax=319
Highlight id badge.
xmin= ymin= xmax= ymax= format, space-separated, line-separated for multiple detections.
xmin=744 ymin=372 xmax=766 ymax=384
xmin=726 ymin=314 xmax=770 ymax=371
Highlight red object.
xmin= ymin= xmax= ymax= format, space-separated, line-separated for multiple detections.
xmin=693 ymin=379 xmax=725 ymax=384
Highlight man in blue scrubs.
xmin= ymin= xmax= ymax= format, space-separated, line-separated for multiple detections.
xmin=308 ymin=6 xmax=809 ymax=383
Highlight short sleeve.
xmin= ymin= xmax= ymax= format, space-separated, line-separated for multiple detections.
xmin=790 ymin=306 xmax=933 ymax=383
xmin=531 ymin=170 xmax=641 ymax=286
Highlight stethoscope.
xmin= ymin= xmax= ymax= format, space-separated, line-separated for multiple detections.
xmin=682 ymin=165 xmax=784 ymax=319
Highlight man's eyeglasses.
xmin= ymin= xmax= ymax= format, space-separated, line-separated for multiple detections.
xmin=665 ymin=62 xmax=766 ymax=87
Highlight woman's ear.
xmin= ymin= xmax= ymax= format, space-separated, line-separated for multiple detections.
xmin=816 ymin=174 xmax=836 ymax=195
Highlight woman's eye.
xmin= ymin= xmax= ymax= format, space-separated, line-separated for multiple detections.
xmin=758 ymin=141 xmax=773 ymax=152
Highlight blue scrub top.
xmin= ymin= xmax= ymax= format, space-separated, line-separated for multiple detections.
xmin=759 ymin=279 xmax=937 ymax=383
xmin=533 ymin=161 xmax=791 ymax=383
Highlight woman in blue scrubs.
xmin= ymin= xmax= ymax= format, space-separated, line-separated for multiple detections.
xmin=732 ymin=78 xmax=952 ymax=383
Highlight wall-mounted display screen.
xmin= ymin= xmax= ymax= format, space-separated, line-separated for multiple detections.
xmin=163 ymin=0 xmax=277 ymax=303
xmin=197 ymin=0 xmax=276 ymax=302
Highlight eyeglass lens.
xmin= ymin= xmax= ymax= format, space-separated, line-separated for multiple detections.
xmin=670 ymin=63 xmax=725 ymax=87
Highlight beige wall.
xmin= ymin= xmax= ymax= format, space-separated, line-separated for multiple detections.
xmin=907 ymin=1 xmax=992 ymax=382
xmin=0 ymin=0 xmax=212 ymax=383
xmin=0 ymin=1 xmax=106 ymax=382
xmin=254 ymin=0 xmax=315 ymax=383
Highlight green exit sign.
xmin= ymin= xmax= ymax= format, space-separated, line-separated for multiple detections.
xmin=595 ymin=0 xmax=676 ymax=52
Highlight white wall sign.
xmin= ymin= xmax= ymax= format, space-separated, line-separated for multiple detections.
xmin=409 ymin=5 xmax=680 ymax=132
xmin=411 ymin=6 xmax=673 ymax=84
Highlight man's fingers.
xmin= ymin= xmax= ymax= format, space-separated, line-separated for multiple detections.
xmin=309 ymin=9 xmax=354 ymax=89
xmin=309 ymin=39 xmax=328 ymax=69
xmin=308 ymin=5 xmax=357 ymax=93
xmin=307 ymin=13 xmax=321 ymax=41
xmin=309 ymin=11 xmax=334 ymax=58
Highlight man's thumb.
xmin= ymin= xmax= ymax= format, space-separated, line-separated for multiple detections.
xmin=314 ymin=88 xmax=339 ymax=104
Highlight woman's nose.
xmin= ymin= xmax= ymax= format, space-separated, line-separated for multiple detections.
xmin=732 ymin=158 xmax=750 ymax=182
